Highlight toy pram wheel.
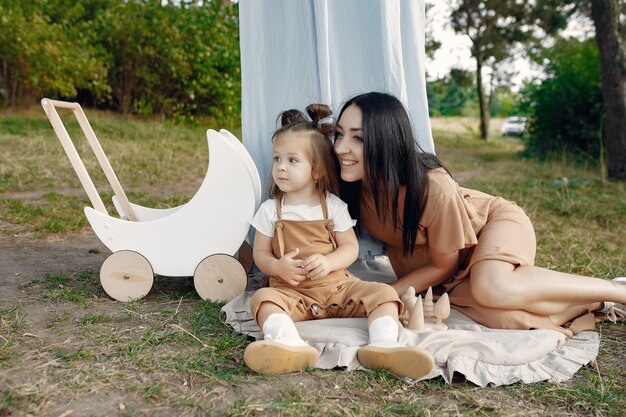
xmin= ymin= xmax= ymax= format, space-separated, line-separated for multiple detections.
xmin=194 ymin=254 xmax=246 ymax=302
xmin=100 ymin=250 xmax=154 ymax=302
xmin=235 ymin=241 xmax=254 ymax=273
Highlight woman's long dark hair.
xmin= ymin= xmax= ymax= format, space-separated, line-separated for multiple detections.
xmin=336 ymin=92 xmax=447 ymax=256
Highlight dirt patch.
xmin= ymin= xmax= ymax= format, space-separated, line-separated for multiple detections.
xmin=0 ymin=231 xmax=108 ymax=282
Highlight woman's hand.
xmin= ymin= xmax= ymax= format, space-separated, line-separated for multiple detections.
xmin=302 ymin=254 xmax=331 ymax=280
xmin=391 ymin=249 xmax=459 ymax=296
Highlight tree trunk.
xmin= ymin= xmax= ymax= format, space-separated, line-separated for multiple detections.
xmin=475 ymin=56 xmax=490 ymax=141
xmin=590 ymin=0 xmax=626 ymax=181
xmin=0 ymin=59 xmax=6 ymax=106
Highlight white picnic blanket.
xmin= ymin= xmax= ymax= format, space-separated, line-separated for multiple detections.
xmin=222 ymin=258 xmax=599 ymax=386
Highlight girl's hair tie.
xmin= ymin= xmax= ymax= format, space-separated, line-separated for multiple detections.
xmin=319 ymin=116 xmax=335 ymax=126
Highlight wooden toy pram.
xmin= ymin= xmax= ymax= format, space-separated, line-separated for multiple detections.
xmin=41 ymin=98 xmax=261 ymax=303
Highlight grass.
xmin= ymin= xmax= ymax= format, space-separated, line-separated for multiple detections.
xmin=0 ymin=108 xmax=213 ymax=234
xmin=0 ymin=111 xmax=624 ymax=416
xmin=0 ymin=110 xmax=212 ymax=191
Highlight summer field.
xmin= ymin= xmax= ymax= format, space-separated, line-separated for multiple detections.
xmin=0 ymin=109 xmax=624 ymax=416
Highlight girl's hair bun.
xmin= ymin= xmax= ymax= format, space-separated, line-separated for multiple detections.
xmin=306 ymin=103 xmax=335 ymax=135
xmin=280 ymin=109 xmax=307 ymax=127
xmin=274 ymin=103 xmax=335 ymax=138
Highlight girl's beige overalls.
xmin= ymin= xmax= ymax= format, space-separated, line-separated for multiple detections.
xmin=250 ymin=192 xmax=401 ymax=323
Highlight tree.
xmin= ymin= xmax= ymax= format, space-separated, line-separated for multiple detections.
xmin=425 ymin=2 xmax=442 ymax=60
xmin=490 ymin=84 xmax=520 ymax=118
xmin=0 ymin=0 xmax=241 ymax=125
xmin=95 ymin=1 xmax=240 ymax=123
xmin=589 ymin=0 xmax=626 ymax=180
xmin=96 ymin=1 xmax=184 ymax=115
xmin=530 ymin=0 xmax=625 ymax=180
xmin=0 ymin=0 xmax=109 ymax=107
xmin=427 ymin=68 xmax=477 ymax=117
xmin=449 ymin=1 xmax=570 ymax=141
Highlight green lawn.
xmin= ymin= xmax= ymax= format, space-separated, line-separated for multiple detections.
xmin=0 ymin=110 xmax=624 ymax=416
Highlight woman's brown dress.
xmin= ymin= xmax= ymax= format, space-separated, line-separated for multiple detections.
xmin=360 ymin=168 xmax=570 ymax=332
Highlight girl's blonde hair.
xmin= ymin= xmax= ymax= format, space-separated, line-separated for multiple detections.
xmin=268 ymin=103 xmax=339 ymax=198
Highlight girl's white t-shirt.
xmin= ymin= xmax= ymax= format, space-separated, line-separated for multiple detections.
xmin=251 ymin=192 xmax=355 ymax=238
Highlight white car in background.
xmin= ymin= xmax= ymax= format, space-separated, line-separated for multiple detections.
xmin=501 ymin=116 xmax=527 ymax=136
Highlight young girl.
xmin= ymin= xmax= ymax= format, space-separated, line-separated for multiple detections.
xmin=244 ymin=103 xmax=434 ymax=378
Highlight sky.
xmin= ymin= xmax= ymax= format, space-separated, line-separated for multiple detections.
xmin=425 ymin=3 xmax=594 ymax=89
xmin=426 ymin=4 xmax=473 ymax=80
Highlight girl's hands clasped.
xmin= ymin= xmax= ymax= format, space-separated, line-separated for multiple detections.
xmin=302 ymin=254 xmax=331 ymax=280
xmin=275 ymin=248 xmax=307 ymax=286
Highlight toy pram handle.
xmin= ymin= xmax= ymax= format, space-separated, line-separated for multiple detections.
xmin=40 ymin=98 xmax=137 ymax=221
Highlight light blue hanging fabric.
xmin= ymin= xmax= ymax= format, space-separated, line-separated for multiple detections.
xmin=239 ymin=0 xmax=435 ymax=198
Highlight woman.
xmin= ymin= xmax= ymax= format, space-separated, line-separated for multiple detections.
xmin=333 ymin=92 xmax=625 ymax=336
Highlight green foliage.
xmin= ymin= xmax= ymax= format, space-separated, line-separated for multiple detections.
xmin=96 ymin=0 xmax=240 ymax=123
xmin=428 ymin=66 xmax=523 ymax=119
xmin=0 ymin=0 xmax=110 ymax=106
xmin=490 ymin=85 xmax=522 ymax=117
xmin=427 ymin=68 xmax=478 ymax=117
xmin=0 ymin=0 xmax=241 ymax=125
xmin=520 ymin=37 xmax=602 ymax=161
xmin=424 ymin=3 xmax=442 ymax=60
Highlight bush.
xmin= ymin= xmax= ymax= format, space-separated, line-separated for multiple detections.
xmin=0 ymin=0 xmax=241 ymax=126
xmin=427 ymin=68 xmax=478 ymax=117
xmin=520 ymin=38 xmax=602 ymax=161
xmin=0 ymin=0 xmax=110 ymax=106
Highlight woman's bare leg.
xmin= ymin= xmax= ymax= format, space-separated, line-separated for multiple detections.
xmin=549 ymin=303 xmax=603 ymax=325
xmin=469 ymin=260 xmax=625 ymax=315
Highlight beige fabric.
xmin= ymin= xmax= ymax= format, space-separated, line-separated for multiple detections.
xmin=227 ymin=176 xmax=601 ymax=385
xmin=269 ymin=191 xmax=341 ymax=288
xmin=251 ymin=279 xmax=400 ymax=322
